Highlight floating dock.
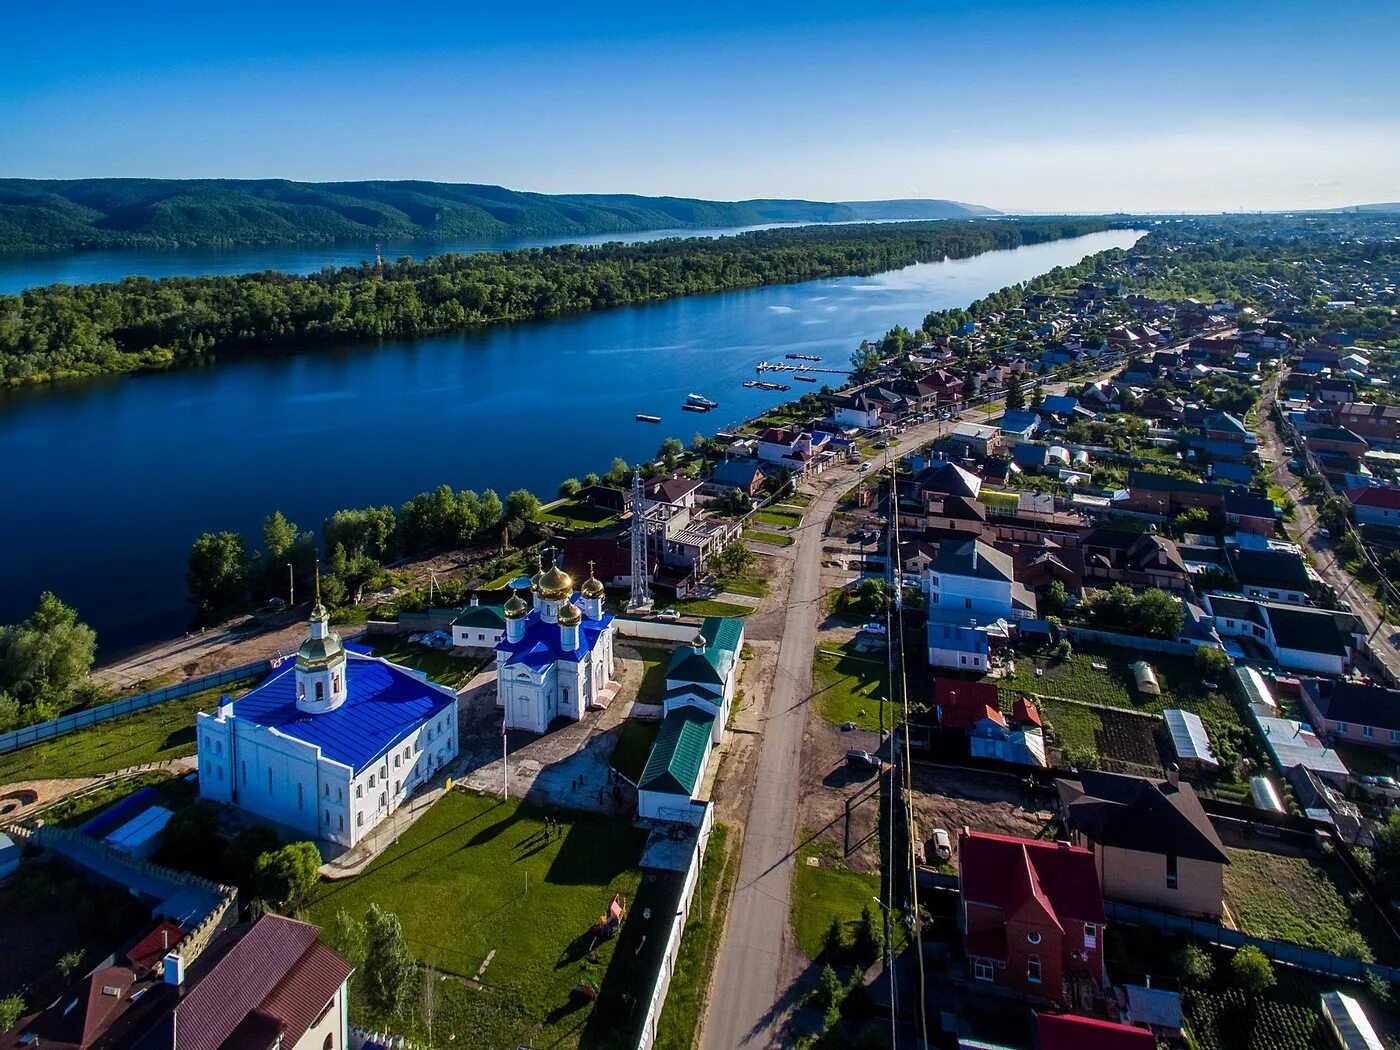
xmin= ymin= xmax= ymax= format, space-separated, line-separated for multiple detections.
xmin=758 ymin=361 xmax=849 ymax=375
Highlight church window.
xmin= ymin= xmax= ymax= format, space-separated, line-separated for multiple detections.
xmin=315 ymin=681 xmax=325 ymax=700
xmin=241 ymin=761 xmax=247 ymax=784
xmin=415 ymin=740 xmax=421 ymax=753
xmin=355 ymin=784 xmax=363 ymax=799
xmin=337 ymin=787 xmax=342 ymax=802
xmin=368 ymin=774 xmax=375 ymax=788
xmin=404 ymin=746 xmax=411 ymax=760
xmin=333 ymin=673 xmax=341 ymax=693
xmin=395 ymin=780 xmax=401 ymax=794
xmin=217 ymin=765 xmax=223 ymax=782
xmin=394 ymin=755 xmax=400 ymax=768
xmin=324 ymin=783 xmax=330 ymax=798
xmin=357 ymin=812 xmax=364 ymax=827
xmin=379 ymin=792 xmax=386 ymax=808
xmin=325 ymin=809 xmax=330 ymax=825
xmin=338 ymin=815 xmax=344 ymax=831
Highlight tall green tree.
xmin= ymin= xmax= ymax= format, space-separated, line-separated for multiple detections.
xmin=1005 ymin=380 xmax=1026 ymax=412
xmin=187 ymin=532 xmax=248 ymax=619
xmin=0 ymin=592 xmax=97 ymax=705
xmin=362 ymin=905 xmax=418 ymax=1018
xmin=251 ymin=841 xmax=322 ymax=911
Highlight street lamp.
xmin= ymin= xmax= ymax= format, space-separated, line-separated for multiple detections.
xmin=287 ymin=563 xmax=294 ymax=607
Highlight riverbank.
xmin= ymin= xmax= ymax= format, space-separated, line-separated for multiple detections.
xmin=0 ymin=219 xmax=1108 ymax=389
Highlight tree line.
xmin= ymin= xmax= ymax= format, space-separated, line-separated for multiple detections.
xmin=0 ymin=219 xmax=1110 ymax=386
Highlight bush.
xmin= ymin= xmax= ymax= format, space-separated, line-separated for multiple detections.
xmin=1231 ymin=945 xmax=1276 ymax=994
xmin=251 ymin=841 xmax=322 ymax=910
xmin=851 ymin=905 xmax=882 ymax=967
xmin=821 ymin=916 xmax=845 ymax=962
xmin=810 ymin=964 xmax=843 ymax=1013
xmin=1174 ymin=943 xmax=1214 ymax=984
xmin=0 ymin=994 xmax=24 ymax=1032
xmin=1195 ymin=644 xmax=1231 ymax=678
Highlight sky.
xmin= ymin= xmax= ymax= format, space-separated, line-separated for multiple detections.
xmin=2 ymin=0 xmax=1398 ymax=213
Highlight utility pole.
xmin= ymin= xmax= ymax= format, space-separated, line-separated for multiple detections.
xmin=287 ymin=563 xmax=294 ymax=607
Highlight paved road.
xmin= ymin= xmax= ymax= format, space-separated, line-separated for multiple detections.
xmin=1258 ymin=376 xmax=1400 ymax=680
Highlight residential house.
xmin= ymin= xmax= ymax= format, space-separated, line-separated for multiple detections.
xmin=661 ymin=617 xmax=744 ymax=745
xmin=834 ymin=391 xmax=884 ymax=429
xmin=927 ymin=620 xmax=991 ymax=672
xmin=754 ymin=426 xmax=832 ymax=476
xmin=925 ymin=538 xmax=1035 ymax=624
xmin=1057 ymin=770 xmax=1229 ymax=920
xmin=998 ymin=409 xmax=1041 ymax=442
xmin=643 ymin=474 xmax=702 ymax=513
xmin=950 ymin=422 xmax=1001 ymax=458
xmin=1300 ymin=679 xmax=1400 ymax=750
xmin=450 ymin=598 xmax=506 ymax=649
xmin=921 ymin=368 xmax=966 ymax=407
xmin=939 ymin=688 xmax=1047 ymax=766
xmin=703 ymin=457 xmax=766 ymax=497
xmin=1307 ymin=424 xmax=1369 ymax=458
xmin=1348 ymin=486 xmax=1400 ymax=530
xmin=958 ymin=829 xmax=1107 ymax=999
xmin=563 ymin=536 xmax=654 ymax=589
xmin=1225 ymin=545 xmax=1313 ymax=605
xmin=1317 ymin=376 xmax=1357 ymax=404
xmin=1339 ymin=403 xmax=1400 ymax=447
xmin=1198 ymin=412 xmax=1254 ymax=461
xmin=574 ymin=484 xmax=632 ymax=516
xmin=1124 ymin=471 xmax=1230 ymax=517
xmin=1206 ymin=593 xmax=1356 ymax=674
xmin=914 ymin=460 xmax=982 ymax=501
xmin=1080 ymin=526 xmax=1190 ymax=592
xmin=1223 ymin=491 xmax=1279 ymax=536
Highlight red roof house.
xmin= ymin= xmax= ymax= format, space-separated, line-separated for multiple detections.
xmin=1348 ymin=486 xmax=1400 ymax=529
xmin=1014 ymin=697 xmax=1043 ymax=727
xmin=1036 ymin=1012 xmax=1155 ymax=1049
xmin=959 ymin=829 xmax=1106 ymax=1000
xmin=935 ymin=680 xmax=1001 ymax=730
xmin=127 ymin=921 xmax=188 ymax=973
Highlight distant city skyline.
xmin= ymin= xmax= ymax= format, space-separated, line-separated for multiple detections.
xmin=2 ymin=0 xmax=1397 ymax=213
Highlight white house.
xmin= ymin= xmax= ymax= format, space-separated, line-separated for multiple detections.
xmin=450 ymin=598 xmax=506 ymax=649
xmin=494 ymin=554 xmax=617 ymax=734
xmin=1205 ymin=593 xmax=1355 ymax=675
xmin=924 ymin=538 xmax=1035 ymax=625
xmin=754 ymin=426 xmax=831 ymax=476
xmin=662 ymin=617 xmax=744 ymax=744
xmin=197 ymin=594 xmax=459 ymax=848
xmin=835 ymin=392 xmax=884 ymax=430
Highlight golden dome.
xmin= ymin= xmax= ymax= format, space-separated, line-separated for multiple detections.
xmin=504 ymin=593 xmax=530 ymax=619
xmin=530 ymin=552 xmax=545 ymax=591
xmin=581 ymin=561 xmax=605 ymax=599
xmin=537 ymin=551 xmax=574 ymax=601
xmin=557 ymin=601 xmax=583 ymax=627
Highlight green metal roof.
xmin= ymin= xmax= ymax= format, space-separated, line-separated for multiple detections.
xmin=701 ymin=616 xmax=744 ymax=654
xmin=452 ymin=605 xmax=506 ymax=629
xmin=1204 ymin=411 xmax=1248 ymax=435
xmin=666 ymin=616 xmax=743 ymax=685
xmin=638 ymin=708 xmax=715 ymax=796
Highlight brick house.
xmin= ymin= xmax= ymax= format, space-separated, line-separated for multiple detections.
xmin=958 ymin=829 xmax=1107 ymax=1000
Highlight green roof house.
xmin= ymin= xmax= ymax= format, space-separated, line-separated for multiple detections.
xmin=664 ymin=617 xmax=745 ymax=745
xmin=450 ymin=600 xmax=507 ymax=648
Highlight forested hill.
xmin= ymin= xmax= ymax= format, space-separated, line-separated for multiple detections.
xmin=0 ymin=218 xmax=1104 ymax=387
xmin=0 ymin=178 xmax=999 ymax=251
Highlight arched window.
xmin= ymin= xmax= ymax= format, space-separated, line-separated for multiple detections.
xmin=315 ymin=681 xmax=325 ymax=700
xmin=324 ymin=1035 xmax=334 ymax=1050
xmin=333 ymin=673 xmax=341 ymax=693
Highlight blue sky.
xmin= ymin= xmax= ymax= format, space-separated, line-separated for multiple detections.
xmin=2 ymin=1 xmax=1397 ymax=212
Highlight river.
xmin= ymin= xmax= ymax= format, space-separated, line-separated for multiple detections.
xmin=0 ymin=229 xmax=1141 ymax=655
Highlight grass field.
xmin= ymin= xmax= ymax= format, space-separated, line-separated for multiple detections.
xmin=42 ymin=771 xmax=183 ymax=828
xmin=674 ymin=598 xmax=754 ymax=619
xmin=623 ymin=644 xmax=671 ymax=702
xmin=306 ymin=791 xmax=647 ymax=1049
xmin=1000 ymin=644 xmax=1238 ymax=725
xmin=609 ymin=719 xmax=661 ymax=783
xmin=791 ymin=841 xmax=883 ymax=960
xmin=654 ymin=824 xmax=736 ymax=1050
xmin=717 ymin=574 xmax=769 ymax=598
xmin=754 ymin=509 xmax=803 ymax=529
xmin=1223 ymin=847 xmax=1396 ymax=963
xmin=744 ymin=528 xmax=794 ymax=547
xmin=0 ymin=680 xmax=257 ymax=785
xmin=1183 ymin=977 xmax=1331 ymax=1050
xmin=812 ymin=645 xmax=890 ymax=731
xmin=536 ymin=499 xmax=622 ymax=532
xmin=367 ymin=637 xmax=485 ymax=690
xmin=783 ymin=492 xmax=815 ymax=507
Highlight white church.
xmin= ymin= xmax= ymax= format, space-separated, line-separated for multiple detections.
xmin=495 ymin=552 xmax=617 ymax=734
xmin=196 ymin=582 xmax=460 ymax=848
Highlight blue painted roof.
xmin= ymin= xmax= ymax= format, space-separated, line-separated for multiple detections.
xmin=926 ymin=621 xmax=990 ymax=655
xmin=231 ymin=654 xmax=454 ymax=773
xmin=494 ymin=598 xmax=613 ymax=671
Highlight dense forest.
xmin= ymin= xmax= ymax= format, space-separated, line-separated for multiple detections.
xmin=0 ymin=218 xmax=1108 ymax=386
xmin=0 ymin=177 xmax=997 ymax=251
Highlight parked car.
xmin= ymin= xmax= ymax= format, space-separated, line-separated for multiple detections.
xmin=860 ymin=622 xmax=888 ymax=636
xmin=873 ymin=440 xmax=889 ymax=449
xmin=846 ymin=749 xmax=880 ymax=771
xmin=858 ymin=462 xmax=872 ymax=474
xmin=1318 ymin=527 xmax=1331 ymax=539
xmin=656 ymin=608 xmax=681 ymax=621
xmin=930 ymin=828 xmax=952 ymax=861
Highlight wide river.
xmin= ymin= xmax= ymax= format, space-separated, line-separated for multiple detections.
xmin=0 ymin=229 xmax=1141 ymax=656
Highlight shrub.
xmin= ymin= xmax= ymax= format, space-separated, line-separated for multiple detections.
xmin=851 ymin=905 xmax=882 ymax=967
xmin=1231 ymin=945 xmax=1276 ymax=995
xmin=0 ymin=995 xmax=24 ymax=1032
xmin=251 ymin=841 xmax=322 ymax=911
xmin=810 ymin=963 xmax=843 ymax=1013
xmin=821 ymin=916 xmax=845 ymax=962
xmin=1174 ymin=943 xmax=1214 ymax=984
xmin=1195 ymin=644 xmax=1232 ymax=678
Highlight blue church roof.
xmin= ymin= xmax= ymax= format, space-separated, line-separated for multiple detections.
xmin=231 ymin=653 xmax=455 ymax=773
xmin=494 ymin=598 xmax=613 ymax=672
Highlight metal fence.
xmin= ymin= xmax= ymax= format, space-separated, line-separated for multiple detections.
xmin=1106 ymin=900 xmax=1400 ymax=983
xmin=1066 ymin=627 xmax=1202 ymax=656
xmin=0 ymin=660 xmax=269 ymax=755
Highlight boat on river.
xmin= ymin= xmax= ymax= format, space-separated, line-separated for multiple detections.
xmin=635 ymin=413 xmax=661 ymax=423
xmin=684 ymin=393 xmax=719 ymax=411
xmin=786 ymin=353 xmax=822 ymax=361
xmin=794 ymin=375 xmax=817 ymax=383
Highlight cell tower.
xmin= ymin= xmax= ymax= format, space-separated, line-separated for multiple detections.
xmin=627 ymin=468 xmax=653 ymax=612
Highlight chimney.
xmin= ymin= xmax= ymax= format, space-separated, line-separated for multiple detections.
xmin=217 ymin=693 xmax=234 ymax=719
xmin=163 ymin=952 xmax=185 ymax=989
xmin=1166 ymin=764 xmax=1180 ymax=788
xmin=470 ymin=593 xmax=479 ymax=607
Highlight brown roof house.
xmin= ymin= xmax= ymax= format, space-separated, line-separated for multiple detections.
xmin=1056 ymin=770 xmax=1229 ymax=920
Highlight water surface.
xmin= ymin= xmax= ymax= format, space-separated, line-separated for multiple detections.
xmin=0 ymin=230 xmax=1141 ymax=654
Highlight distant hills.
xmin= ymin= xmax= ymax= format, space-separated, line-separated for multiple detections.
xmin=0 ymin=178 xmax=1000 ymax=252
xmin=1326 ymin=202 xmax=1400 ymax=213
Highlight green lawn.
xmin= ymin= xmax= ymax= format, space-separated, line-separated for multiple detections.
xmin=754 ymin=509 xmax=803 ymax=529
xmin=792 ymin=841 xmax=882 ymax=960
xmin=783 ymin=492 xmax=815 ymax=507
xmin=1039 ymin=699 xmax=1104 ymax=760
xmin=609 ymin=719 xmax=661 ymax=783
xmin=1224 ymin=847 xmax=1397 ymax=963
xmin=654 ymin=824 xmax=736 ymax=1050
xmin=1001 ymin=644 xmax=1238 ymax=725
xmin=306 ymin=791 xmax=647 ymax=1048
xmin=716 ymin=575 xmax=769 ymax=598
xmin=536 ymin=498 xmax=622 ymax=532
xmin=674 ymin=598 xmax=754 ymax=619
xmin=811 ymin=645 xmax=890 ymax=731
xmin=0 ymin=679 xmax=257 ymax=785
xmin=743 ymin=529 xmax=794 ymax=547
xmin=368 ymin=637 xmax=485 ymax=690
xmin=624 ymin=645 xmax=671 ymax=702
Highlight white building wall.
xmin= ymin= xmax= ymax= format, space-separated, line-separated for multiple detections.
xmin=1276 ymin=647 xmax=1347 ymax=675
xmin=926 ymin=571 xmax=1013 ymax=624
xmin=288 ymin=981 xmax=348 ymax=1050
xmin=451 ymin=624 xmax=504 ymax=649
xmin=1241 ymin=584 xmax=1310 ymax=606
xmin=928 ymin=646 xmax=988 ymax=672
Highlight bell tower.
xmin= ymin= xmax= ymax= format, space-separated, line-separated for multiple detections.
xmin=295 ymin=565 xmax=348 ymax=714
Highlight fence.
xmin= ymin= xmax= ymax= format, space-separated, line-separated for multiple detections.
xmin=613 ymin=618 xmax=701 ymax=644
xmin=1105 ymin=899 xmax=1400 ymax=984
xmin=635 ymin=803 xmax=716 ymax=1050
xmin=1065 ymin=627 xmax=1201 ymax=656
xmin=0 ymin=660 xmax=270 ymax=755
